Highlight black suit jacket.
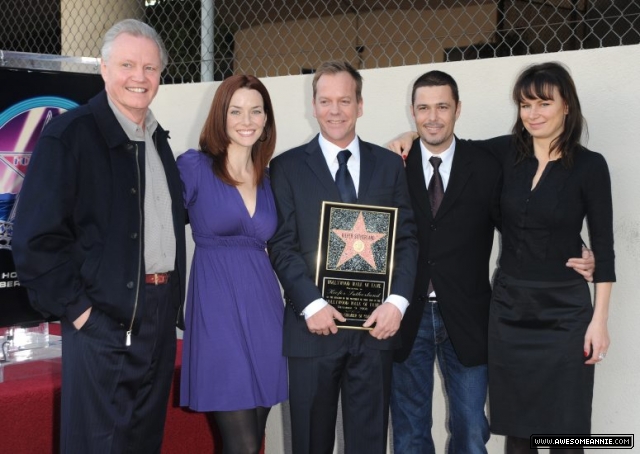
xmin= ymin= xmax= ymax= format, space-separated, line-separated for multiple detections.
xmin=268 ymin=134 xmax=418 ymax=357
xmin=395 ymin=137 xmax=502 ymax=366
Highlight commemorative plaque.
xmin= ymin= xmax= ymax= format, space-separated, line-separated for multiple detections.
xmin=315 ymin=202 xmax=397 ymax=329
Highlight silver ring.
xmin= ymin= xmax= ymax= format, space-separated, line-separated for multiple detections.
xmin=598 ymin=353 xmax=606 ymax=361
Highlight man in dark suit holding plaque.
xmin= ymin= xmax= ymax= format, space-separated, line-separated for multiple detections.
xmin=268 ymin=61 xmax=417 ymax=454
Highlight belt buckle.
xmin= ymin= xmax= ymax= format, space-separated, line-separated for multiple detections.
xmin=147 ymin=272 xmax=168 ymax=285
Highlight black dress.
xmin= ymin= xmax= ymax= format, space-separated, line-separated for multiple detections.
xmin=486 ymin=136 xmax=616 ymax=438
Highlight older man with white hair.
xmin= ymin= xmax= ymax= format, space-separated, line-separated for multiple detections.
xmin=13 ymin=19 xmax=186 ymax=454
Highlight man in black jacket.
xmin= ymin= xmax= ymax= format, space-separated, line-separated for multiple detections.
xmin=390 ymin=70 xmax=499 ymax=454
xmin=12 ymin=19 xmax=186 ymax=454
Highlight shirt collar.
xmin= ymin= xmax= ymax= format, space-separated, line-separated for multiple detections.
xmin=420 ymin=136 xmax=456 ymax=168
xmin=318 ymin=134 xmax=360 ymax=164
xmin=107 ymin=96 xmax=158 ymax=141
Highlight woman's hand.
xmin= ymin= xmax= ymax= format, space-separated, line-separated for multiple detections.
xmin=584 ymin=282 xmax=612 ymax=365
xmin=583 ymin=316 xmax=610 ymax=365
xmin=387 ymin=131 xmax=418 ymax=161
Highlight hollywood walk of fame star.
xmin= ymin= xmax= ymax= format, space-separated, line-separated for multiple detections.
xmin=332 ymin=211 xmax=386 ymax=269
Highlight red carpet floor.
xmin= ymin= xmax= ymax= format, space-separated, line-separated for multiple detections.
xmin=0 ymin=323 xmax=261 ymax=453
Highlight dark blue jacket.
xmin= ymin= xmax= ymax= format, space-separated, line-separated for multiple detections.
xmin=12 ymin=90 xmax=186 ymax=331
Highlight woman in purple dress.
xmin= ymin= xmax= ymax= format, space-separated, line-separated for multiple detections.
xmin=178 ymin=75 xmax=287 ymax=454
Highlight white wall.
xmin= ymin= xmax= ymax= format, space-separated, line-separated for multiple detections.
xmin=152 ymin=44 xmax=640 ymax=453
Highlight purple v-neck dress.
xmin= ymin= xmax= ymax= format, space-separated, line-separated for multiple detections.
xmin=177 ymin=149 xmax=287 ymax=411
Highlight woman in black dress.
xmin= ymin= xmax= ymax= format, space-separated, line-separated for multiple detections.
xmin=488 ymin=62 xmax=615 ymax=453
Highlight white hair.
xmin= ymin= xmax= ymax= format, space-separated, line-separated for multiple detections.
xmin=101 ymin=19 xmax=168 ymax=70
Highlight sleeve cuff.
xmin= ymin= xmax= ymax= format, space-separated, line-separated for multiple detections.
xmin=64 ymin=294 xmax=93 ymax=323
xmin=385 ymin=294 xmax=409 ymax=317
xmin=302 ymin=298 xmax=328 ymax=319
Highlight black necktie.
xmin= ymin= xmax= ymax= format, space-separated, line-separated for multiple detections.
xmin=428 ymin=156 xmax=444 ymax=216
xmin=336 ymin=150 xmax=357 ymax=203
xmin=427 ymin=156 xmax=444 ymax=296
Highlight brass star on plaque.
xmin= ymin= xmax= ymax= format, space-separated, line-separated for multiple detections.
xmin=331 ymin=212 xmax=386 ymax=269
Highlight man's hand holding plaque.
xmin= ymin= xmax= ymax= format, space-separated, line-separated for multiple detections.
xmin=363 ymin=302 xmax=402 ymax=339
xmin=306 ymin=305 xmax=346 ymax=335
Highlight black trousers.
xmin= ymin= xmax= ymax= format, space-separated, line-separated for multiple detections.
xmin=60 ymin=280 xmax=178 ymax=454
xmin=287 ymin=330 xmax=393 ymax=454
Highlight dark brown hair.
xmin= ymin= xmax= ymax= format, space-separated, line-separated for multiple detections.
xmin=511 ymin=61 xmax=585 ymax=167
xmin=411 ymin=70 xmax=459 ymax=105
xmin=199 ymin=74 xmax=276 ymax=186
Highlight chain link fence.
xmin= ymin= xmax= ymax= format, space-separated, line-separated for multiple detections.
xmin=1 ymin=0 xmax=638 ymax=83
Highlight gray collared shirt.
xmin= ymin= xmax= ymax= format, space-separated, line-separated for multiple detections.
xmin=108 ymin=98 xmax=176 ymax=274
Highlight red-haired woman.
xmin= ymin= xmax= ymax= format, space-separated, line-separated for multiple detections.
xmin=178 ymin=75 xmax=287 ymax=454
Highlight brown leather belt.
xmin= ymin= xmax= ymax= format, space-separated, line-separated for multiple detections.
xmin=145 ymin=272 xmax=171 ymax=285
